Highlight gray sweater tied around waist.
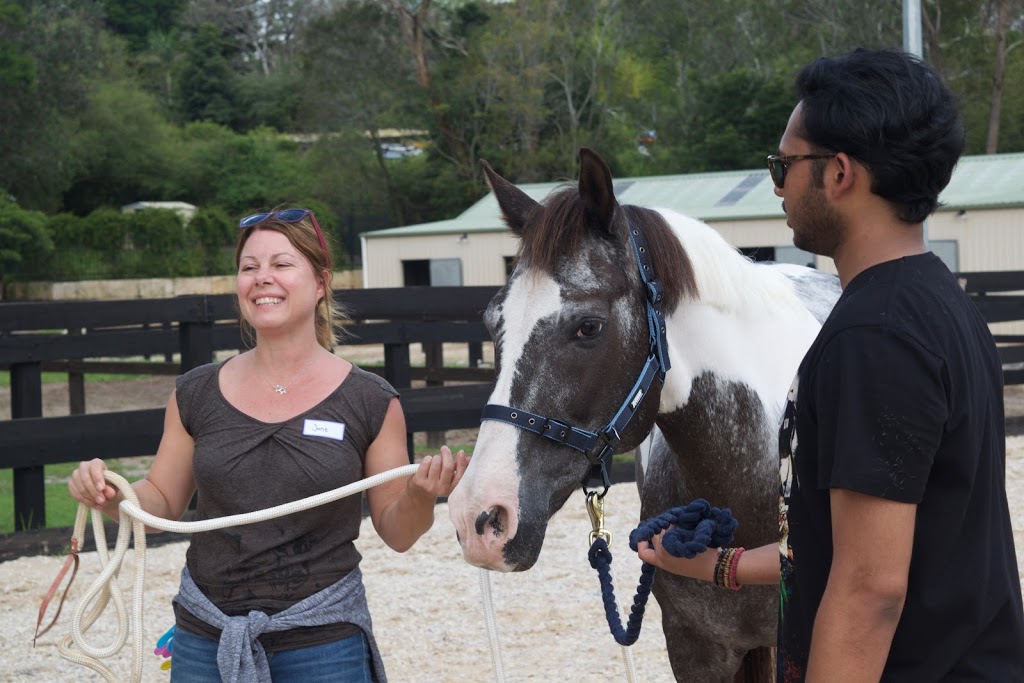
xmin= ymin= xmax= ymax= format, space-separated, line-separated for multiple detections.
xmin=173 ymin=566 xmax=386 ymax=682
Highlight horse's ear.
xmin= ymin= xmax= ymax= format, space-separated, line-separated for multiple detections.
xmin=578 ymin=148 xmax=618 ymax=236
xmin=481 ymin=159 xmax=538 ymax=237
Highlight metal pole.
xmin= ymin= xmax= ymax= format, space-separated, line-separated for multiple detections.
xmin=903 ymin=0 xmax=929 ymax=246
xmin=903 ymin=0 xmax=923 ymax=57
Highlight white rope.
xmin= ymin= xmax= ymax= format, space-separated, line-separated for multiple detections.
xmin=56 ymin=464 xmax=418 ymax=683
xmin=621 ymin=643 xmax=640 ymax=683
xmin=478 ymin=567 xmax=507 ymax=683
xmin=52 ymin=465 xmax=640 ymax=683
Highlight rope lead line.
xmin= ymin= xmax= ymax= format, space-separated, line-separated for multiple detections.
xmin=590 ymin=498 xmax=738 ymax=646
xmin=51 ymin=465 xmax=420 ymax=683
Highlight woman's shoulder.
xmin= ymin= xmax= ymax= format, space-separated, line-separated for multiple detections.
xmin=345 ymin=363 xmax=399 ymax=399
xmin=176 ymin=360 xmax=222 ymax=389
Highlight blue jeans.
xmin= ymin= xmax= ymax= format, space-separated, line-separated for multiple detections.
xmin=169 ymin=628 xmax=373 ymax=683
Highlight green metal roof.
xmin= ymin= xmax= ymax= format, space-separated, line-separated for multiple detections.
xmin=363 ymin=152 xmax=1024 ymax=238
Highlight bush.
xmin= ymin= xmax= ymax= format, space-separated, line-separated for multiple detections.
xmin=122 ymin=208 xmax=205 ymax=277
xmin=0 ymin=195 xmax=53 ymax=282
xmin=189 ymin=206 xmax=236 ymax=274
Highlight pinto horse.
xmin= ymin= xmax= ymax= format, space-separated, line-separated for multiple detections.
xmin=447 ymin=149 xmax=840 ymax=681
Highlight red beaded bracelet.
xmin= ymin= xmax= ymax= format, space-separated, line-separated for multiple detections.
xmin=727 ymin=547 xmax=744 ymax=591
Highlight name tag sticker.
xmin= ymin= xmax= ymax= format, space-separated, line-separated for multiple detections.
xmin=303 ymin=419 xmax=346 ymax=441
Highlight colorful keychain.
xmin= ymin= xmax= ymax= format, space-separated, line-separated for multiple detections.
xmin=154 ymin=624 xmax=175 ymax=671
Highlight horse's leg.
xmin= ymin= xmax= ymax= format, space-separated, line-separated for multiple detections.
xmin=733 ymin=646 xmax=776 ymax=683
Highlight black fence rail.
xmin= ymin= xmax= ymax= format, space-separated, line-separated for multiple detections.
xmin=2 ymin=272 xmax=1023 ymax=550
xmin=1 ymin=287 xmax=500 ymax=538
xmin=958 ymin=271 xmax=1024 ymax=386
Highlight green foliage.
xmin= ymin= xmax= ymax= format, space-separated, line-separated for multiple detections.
xmin=124 ymin=208 xmax=204 ymax=277
xmin=685 ymin=69 xmax=793 ymax=171
xmin=100 ymin=0 xmax=184 ymax=52
xmin=173 ymin=124 xmax=311 ymax=216
xmin=1 ymin=0 xmax=1023 ymax=278
xmin=176 ymin=22 xmax=240 ymax=128
xmin=0 ymin=1 xmax=34 ymax=90
xmin=0 ymin=194 xmax=52 ymax=281
xmin=64 ymin=81 xmax=183 ymax=215
xmin=189 ymin=205 xmax=237 ymax=274
xmin=0 ymin=1 xmax=107 ymax=211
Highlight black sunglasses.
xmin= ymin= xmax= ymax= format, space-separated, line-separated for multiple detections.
xmin=766 ymin=153 xmax=836 ymax=189
xmin=239 ymin=209 xmax=329 ymax=264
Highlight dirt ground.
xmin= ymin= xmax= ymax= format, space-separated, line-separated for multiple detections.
xmin=1 ymin=360 xmax=1023 ymax=682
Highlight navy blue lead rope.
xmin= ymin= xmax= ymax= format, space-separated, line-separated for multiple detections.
xmin=588 ymin=498 xmax=739 ymax=646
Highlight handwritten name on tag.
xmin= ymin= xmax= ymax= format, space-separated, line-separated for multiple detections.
xmin=302 ymin=419 xmax=346 ymax=441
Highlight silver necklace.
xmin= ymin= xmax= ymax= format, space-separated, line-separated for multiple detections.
xmin=255 ymin=355 xmax=317 ymax=395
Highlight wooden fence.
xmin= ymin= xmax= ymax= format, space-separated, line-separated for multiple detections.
xmin=1 ymin=271 xmax=1023 ymax=551
xmin=0 ymin=287 xmax=500 ymax=538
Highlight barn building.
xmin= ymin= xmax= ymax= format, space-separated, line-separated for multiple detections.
xmin=360 ymin=152 xmax=1024 ymax=288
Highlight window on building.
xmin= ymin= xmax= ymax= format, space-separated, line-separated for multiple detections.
xmin=739 ymin=245 xmax=816 ymax=268
xmin=504 ymin=256 xmax=516 ymax=280
xmin=402 ymin=258 xmax=463 ymax=286
xmin=929 ymin=239 xmax=959 ymax=273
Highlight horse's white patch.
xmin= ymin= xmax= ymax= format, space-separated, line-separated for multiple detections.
xmin=652 ymin=208 xmax=824 ymax=422
xmin=491 ymin=271 xmax=563 ymax=405
xmin=452 ymin=269 xmax=564 ymax=550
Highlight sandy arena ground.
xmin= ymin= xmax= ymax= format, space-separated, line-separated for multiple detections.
xmin=1 ymin=355 xmax=1023 ymax=683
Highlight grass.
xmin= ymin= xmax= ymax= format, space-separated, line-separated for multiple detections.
xmin=414 ymin=443 xmax=475 ymax=457
xmin=0 ymin=460 xmax=141 ymax=534
xmin=0 ymin=372 xmax=148 ymax=387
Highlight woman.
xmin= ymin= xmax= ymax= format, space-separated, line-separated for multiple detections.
xmin=69 ymin=208 xmax=469 ymax=683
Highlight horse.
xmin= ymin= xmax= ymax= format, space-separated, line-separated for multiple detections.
xmin=446 ymin=148 xmax=841 ymax=682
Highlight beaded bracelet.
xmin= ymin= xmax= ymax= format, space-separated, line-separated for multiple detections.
xmin=713 ymin=547 xmax=744 ymax=590
xmin=727 ymin=547 xmax=744 ymax=591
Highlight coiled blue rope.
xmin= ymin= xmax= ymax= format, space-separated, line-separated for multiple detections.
xmin=588 ymin=498 xmax=738 ymax=646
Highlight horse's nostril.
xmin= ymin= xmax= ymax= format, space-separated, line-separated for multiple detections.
xmin=473 ymin=509 xmax=490 ymax=535
xmin=473 ymin=507 xmax=505 ymax=537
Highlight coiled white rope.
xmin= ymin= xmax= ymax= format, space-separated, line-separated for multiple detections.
xmin=55 ymin=465 xmax=419 ymax=683
xmin=50 ymin=466 xmax=635 ymax=683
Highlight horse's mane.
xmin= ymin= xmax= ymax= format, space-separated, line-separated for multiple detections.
xmin=517 ymin=187 xmax=697 ymax=312
xmin=655 ymin=208 xmax=810 ymax=317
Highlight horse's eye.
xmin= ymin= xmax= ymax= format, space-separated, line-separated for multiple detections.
xmin=576 ymin=319 xmax=604 ymax=338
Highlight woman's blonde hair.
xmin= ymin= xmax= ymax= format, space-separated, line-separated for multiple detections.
xmin=234 ymin=211 xmax=349 ymax=350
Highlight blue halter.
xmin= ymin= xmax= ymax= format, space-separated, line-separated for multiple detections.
xmin=480 ymin=221 xmax=671 ymax=493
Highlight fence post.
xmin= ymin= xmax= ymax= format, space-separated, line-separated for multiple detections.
xmin=180 ymin=321 xmax=214 ymax=372
xmin=11 ymin=362 xmax=45 ymax=531
xmin=180 ymin=314 xmax=214 ymax=512
xmin=384 ymin=342 xmax=414 ymax=462
xmin=468 ymin=341 xmax=483 ymax=368
xmin=424 ymin=343 xmax=444 ymax=448
xmin=68 ymin=328 xmax=85 ymax=415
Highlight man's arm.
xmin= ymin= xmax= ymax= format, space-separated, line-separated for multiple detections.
xmin=806 ymin=488 xmax=915 ymax=682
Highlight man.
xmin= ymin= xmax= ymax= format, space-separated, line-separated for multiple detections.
xmin=775 ymin=48 xmax=1024 ymax=681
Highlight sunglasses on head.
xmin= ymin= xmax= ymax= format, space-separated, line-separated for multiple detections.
xmin=766 ymin=153 xmax=836 ymax=189
xmin=239 ymin=208 xmax=330 ymax=265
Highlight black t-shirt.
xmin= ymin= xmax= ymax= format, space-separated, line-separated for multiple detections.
xmin=779 ymin=253 xmax=1024 ymax=682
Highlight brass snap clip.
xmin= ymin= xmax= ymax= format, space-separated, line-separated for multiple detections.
xmin=586 ymin=490 xmax=611 ymax=545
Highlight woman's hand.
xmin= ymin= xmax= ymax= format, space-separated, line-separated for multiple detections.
xmin=636 ymin=529 xmax=718 ymax=583
xmin=68 ymin=458 xmax=118 ymax=510
xmin=408 ymin=445 xmax=469 ymax=500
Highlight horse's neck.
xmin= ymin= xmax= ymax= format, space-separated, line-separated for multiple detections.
xmin=655 ymin=210 xmax=822 ymax=423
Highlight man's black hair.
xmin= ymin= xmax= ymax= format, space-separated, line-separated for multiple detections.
xmin=796 ymin=48 xmax=965 ymax=223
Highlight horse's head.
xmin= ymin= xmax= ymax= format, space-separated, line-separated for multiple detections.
xmin=448 ymin=149 xmax=694 ymax=571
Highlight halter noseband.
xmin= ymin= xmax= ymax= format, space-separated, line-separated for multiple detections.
xmin=480 ymin=220 xmax=671 ymax=493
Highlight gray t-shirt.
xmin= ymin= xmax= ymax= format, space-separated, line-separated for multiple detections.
xmin=172 ymin=361 xmax=398 ymax=651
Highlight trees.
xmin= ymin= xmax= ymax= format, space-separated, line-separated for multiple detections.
xmin=1 ymin=0 xmax=1023 ymax=282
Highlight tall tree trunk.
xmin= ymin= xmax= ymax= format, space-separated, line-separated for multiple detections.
xmin=384 ymin=0 xmax=473 ymax=177
xmin=921 ymin=0 xmax=947 ymax=81
xmin=986 ymin=0 xmax=1011 ymax=153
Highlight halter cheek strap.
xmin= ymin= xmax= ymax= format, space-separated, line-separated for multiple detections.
xmin=481 ymin=220 xmax=671 ymax=492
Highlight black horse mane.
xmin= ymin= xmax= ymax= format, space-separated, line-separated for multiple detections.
xmin=516 ymin=186 xmax=698 ymax=312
